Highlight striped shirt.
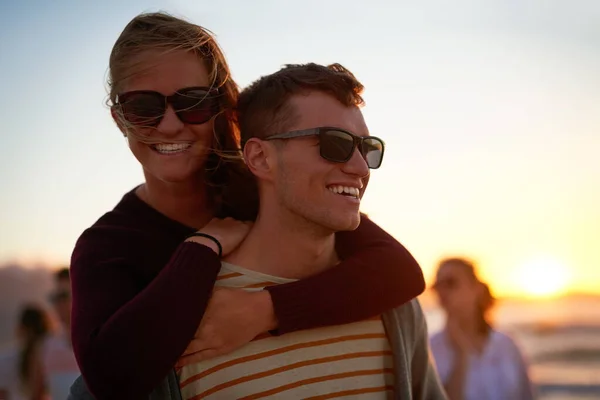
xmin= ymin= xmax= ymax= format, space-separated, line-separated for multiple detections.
xmin=179 ymin=262 xmax=394 ymax=399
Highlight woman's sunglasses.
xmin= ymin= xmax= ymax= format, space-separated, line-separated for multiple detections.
xmin=265 ymin=127 xmax=385 ymax=169
xmin=114 ymin=86 xmax=220 ymax=127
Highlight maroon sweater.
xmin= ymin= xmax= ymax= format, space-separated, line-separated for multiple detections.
xmin=70 ymin=188 xmax=425 ymax=399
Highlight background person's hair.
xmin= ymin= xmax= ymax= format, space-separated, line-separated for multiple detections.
xmin=18 ymin=305 xmax=50 ymax=390
xmin=237 ymin=62 xmax=365 ymax=148
xmin=54 ymin=267 xmax=70 ymax=282
xmin=107 ymin=12 xmax=258 ymax=220
xmin=438 ymin=257 xmax=496 ymax=334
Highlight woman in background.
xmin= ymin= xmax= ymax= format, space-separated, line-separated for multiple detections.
xmin=430 ymin=258 xmax=535 ymax=400
xmin=0 ymin=305 xmax=51 ymax=400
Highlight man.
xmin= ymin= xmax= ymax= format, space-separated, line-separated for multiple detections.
xmin=178 ymin=63 xmax=446 ymax=399
xmin=44 ymin=267 xmax=81 ymax=400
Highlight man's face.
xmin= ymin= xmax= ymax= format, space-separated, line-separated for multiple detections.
xmin=271 ymin=91 xmax=371 ymax=232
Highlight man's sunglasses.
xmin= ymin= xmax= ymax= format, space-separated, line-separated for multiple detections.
xmin=114 ymin=86 xmax=220 ymax=127
xmin=265 ymin=127 xmax=385 ymax=169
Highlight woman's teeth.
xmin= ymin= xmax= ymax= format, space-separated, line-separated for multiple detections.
xmin=152 ymin=143 xmax=192 ymax=154
xmin=327 ymin=185 xmax=360 ymax=198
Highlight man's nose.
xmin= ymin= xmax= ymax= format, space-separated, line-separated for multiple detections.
xmin=341 ymin=147 xmax=370 ymax=178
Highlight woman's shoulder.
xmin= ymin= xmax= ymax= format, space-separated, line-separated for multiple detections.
xmin=74 ymin=187 xmax=165 ymax=247
xmin=488 ymin=329 xmax=525 ymax=357
xmin=429 ymin=329 xmax=450 ymax=355
xmin=429 ymin=329 xmax=447 ymax=344
xmin=71 ymin=188 xmax=158 ymax=261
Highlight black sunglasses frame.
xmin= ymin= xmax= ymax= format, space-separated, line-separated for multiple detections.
xmin=265 ymin=127 xmax=385 ymax=169
xmin=114 ymin=86 xmax=221 ymax=127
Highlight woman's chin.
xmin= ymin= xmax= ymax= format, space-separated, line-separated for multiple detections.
xmin=144 ymin=166 xmax=203 ymax=185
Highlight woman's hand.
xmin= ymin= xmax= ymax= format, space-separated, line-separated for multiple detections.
xmin=176 ymin=288 xmax=276 ymax=367
xmin=186 ymin=218 xmax=252 ymax=256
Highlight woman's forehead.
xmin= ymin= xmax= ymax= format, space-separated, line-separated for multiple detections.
xmin=121 ymin=50 xmax=211 ymax=93
xmin=437 ymin=262 xmax=466 ymax=278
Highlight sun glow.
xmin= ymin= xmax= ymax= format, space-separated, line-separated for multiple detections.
xmin=515 ymin=256 xmax=572 ymax=299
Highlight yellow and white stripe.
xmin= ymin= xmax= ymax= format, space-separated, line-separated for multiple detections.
xmin=178 ymin=262 xmax=394 ymax=399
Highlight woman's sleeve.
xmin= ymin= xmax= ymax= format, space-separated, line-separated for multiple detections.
xmin=71 ymin=239 xmax=220 ymax=400
xmin=267 ymin=214 xmax=425 ymax=333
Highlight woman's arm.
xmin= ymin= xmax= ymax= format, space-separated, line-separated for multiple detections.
xmin=267 ymin=214 xmax=425 ymax=333
xmin=71 ymin=239 xmax=220 ymax=400
xmin=73 ymin=214 xmax=424 ymax=398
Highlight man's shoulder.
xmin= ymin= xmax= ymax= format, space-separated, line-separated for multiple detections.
xmin=392 ymin=298 xmax=425 ymax=323
xmin=383 ymin=298 xmax=426 ymax=343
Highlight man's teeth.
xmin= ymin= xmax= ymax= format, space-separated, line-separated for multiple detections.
xmin=152 ymin=143 xmax=192 ymax=153
xmin=327 ymin=185 xmax=360 ymax=198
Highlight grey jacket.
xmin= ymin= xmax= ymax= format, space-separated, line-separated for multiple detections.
xmin=69 ymin=299 xmax=446 ymax=400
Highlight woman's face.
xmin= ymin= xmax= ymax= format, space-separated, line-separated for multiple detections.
xmin=116 ymin=50 xmax=217 ymax=185
xmin=433 ymin=262 xmax=480 ymax=316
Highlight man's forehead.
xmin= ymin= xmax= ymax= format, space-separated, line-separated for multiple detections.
xmin=286 ymin=92 xmax=369 ymax=136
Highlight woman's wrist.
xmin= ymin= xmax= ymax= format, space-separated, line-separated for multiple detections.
xmin=253 ymin=290 xmax=278 ymax=332
xmin=185 ymin=236 xmax=220 ymax=256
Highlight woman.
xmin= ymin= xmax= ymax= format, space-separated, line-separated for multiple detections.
xmin=0 ymin=305 xmax=50 ymax=400
xmin=70 ymin=11 xmax=426 ymax=399
xmin=430 ymin=258 xmax=534 ymax=400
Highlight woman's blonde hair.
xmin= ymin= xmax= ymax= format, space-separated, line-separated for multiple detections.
xmin=108 ymin=12 xmax=258 ymax=220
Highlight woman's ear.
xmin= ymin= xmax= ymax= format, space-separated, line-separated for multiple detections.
xmin=110 ymin=106 xmax=128 ymax=137
xmin=243 ymin=138 xmax=276 ymax=182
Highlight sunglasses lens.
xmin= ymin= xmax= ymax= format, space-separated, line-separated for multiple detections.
xmin=119 ymin=93 xmax=164 ymax=126
xmin=320 ymin=130 xmax=355 ymax=162
xmin=173 ymin=89 xmax=218 ymax=124
xmin=320 ymin=130 xmax=384 ymax=169
xmin=362 ymin=138 xmax=384 ymax=169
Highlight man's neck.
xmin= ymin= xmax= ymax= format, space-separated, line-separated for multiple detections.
xmin=225 ymin=208 xmax=338 ymax=279
xmin=138 ymin=172 xmax=214 ymax=229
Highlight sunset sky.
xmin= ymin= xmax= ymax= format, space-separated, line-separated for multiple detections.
xmin=0 ymin=0 xmax=598 ymax=298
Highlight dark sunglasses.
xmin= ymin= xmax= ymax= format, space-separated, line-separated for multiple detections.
xmin=114 ymin=86 xmax=221 ymax=127
xmin=432 ymin=277 xmax=459 ymax=292
xmin=265 ymin=127 xmax=385 ymax=169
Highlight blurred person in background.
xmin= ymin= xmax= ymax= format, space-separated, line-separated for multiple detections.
xmin=0 ymin=305 xmax=51 ymax=400
xmin=430 ymin=257 xmax=534 ymax=400
xmin=42 ymin=268 xmax=79 ymax=400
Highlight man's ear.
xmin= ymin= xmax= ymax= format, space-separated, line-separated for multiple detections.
xmin=110 ymin=106 xmax=128 ymax=137
xmin=243 ymin=138 xmax=276 ymax=182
